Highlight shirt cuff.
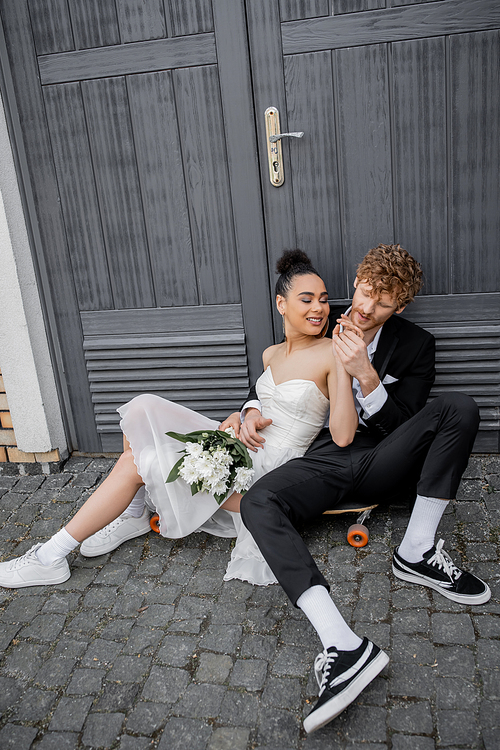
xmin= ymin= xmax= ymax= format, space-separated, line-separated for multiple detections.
xmin=241 ymin=400 xmax=262 ymax=421
xmin=357 ymin=381 xmax=387 ymax=417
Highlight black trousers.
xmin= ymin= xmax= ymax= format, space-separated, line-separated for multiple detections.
xmin=240 ymin=393 xmax=480 ymax=606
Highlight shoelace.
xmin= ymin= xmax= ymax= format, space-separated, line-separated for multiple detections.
xmin=95 ymin=514 xmax=129 ymax=538
xmin=314 ymin=649 xmax=339 ymax=696
xmin=427 ymin=539 xmax=462 ymax=581
xmin=7 ymin=545 xmax=40 ymax=570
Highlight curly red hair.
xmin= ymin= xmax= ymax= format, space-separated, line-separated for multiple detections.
xmin=356 ymin=244 xmax=423 ymax=308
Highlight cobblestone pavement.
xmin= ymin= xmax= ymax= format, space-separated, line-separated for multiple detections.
xmin=0 ymin=454 xmax=498 ymax=750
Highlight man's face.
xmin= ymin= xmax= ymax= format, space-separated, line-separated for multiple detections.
xmin=350 ymin=278 xmax=405 ymax=334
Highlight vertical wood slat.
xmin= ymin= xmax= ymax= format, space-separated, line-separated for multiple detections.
xmin=211 ymin=0 xmax=274 ymax=381
xmin=246 ymin=0 xmax=297 ymax=336
xmin=0 ymin=0 xmax=100 ymax=449
xmin=81 ymin=77 xmax=155 ymax=309
xmin=450 ymin=30 xmax=500 ymax=293
xmin=335 ymin=44 xmax=393 ymax=286
xmin=67 ymin=0 xmax=121 ymax=50
xmin=116 ymin=0 xmax=167 ymax=43
xmin=279 ymin=0 xmax=330 ymax=22
xmin=169 ymin=0 xmax=214 ymax=36
xmin=333 ymin=0 xmax=385 ymax=13
xmin=283 ymin=52 xmax=345 ymax=297
xmin=391 ymin=37 xmax=448 ymax=295
xmin=127 ymin=71 xmax=198 ymax=307
xmin=43 ymin=83 xmax=113 ymax=311
xmin=27 ymin=0 xmax=74 ymax=54
xmin=173 ymin=65 xmax=239 ymax=305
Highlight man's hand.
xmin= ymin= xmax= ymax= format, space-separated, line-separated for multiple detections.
xmin=239 ymin=408 xmax=272 ymax=452
xmin=332 ymin=317 xmax=380 ymax=396
xmin=218 ymin=412 xmax=242 ymax=439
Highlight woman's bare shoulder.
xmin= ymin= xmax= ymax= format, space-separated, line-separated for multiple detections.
xmin=262 ymin=343 xmax=281 ymax=368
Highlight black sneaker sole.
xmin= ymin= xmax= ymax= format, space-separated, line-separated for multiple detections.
xmin=303 ymin=649 xmax=389 ymax=733
xmin=392 ymin=562 xmax=491 ymax=605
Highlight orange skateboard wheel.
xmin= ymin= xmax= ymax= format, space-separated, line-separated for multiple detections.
xmin=347 ymin=523 xmax=369 ymax=548
xmin=150 ymin=513 xmax=160 ymax=533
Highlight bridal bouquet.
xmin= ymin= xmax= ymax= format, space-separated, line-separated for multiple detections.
xmin=165 ymin=427 xmax=254 ymax=505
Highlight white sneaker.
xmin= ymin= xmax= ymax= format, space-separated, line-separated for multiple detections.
xmin=80 ymin=508 xmax=151 ymax=557
xmin=0 ymin=544 xmax=71 ymax=588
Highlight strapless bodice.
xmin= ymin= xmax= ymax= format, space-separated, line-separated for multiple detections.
xmin=255 ymin=366 xmax=329 ymax=452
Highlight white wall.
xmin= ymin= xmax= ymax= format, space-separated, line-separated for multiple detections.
xmin=0 ymin=93 xmax=68 ymax=456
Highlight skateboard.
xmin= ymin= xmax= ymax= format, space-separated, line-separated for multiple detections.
xmin=323 ymin=502 xmax=379 ymax=547
xmin=150 ymin=502 xmax=378 ymax=548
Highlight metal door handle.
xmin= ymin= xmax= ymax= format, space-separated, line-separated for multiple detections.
xmin=264 ymin=107 xmax=303 ymax=187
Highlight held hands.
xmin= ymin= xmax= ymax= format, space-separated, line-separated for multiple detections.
xmin=332 ymin=315 xmax=370 ymax=378
xmin=219 ymin=408 xmax=272 ymax=452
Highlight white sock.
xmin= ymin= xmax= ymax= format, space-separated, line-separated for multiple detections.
xmin=398 ymin=494 xmax=449 ymax=563
xmin=297 ymin=585 xmax=363 ymax=652
xmin=36 ymin=527 xmax=79 ymax=566
xmin=123 ymin=486 xmax=146 ymax=518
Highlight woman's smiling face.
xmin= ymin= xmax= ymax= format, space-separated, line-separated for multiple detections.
xmin=277 ymin=273 xmax=329 ymax=337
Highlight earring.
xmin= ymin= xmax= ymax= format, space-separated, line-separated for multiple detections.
xmin=281 ymin=313 xmax=286 ymax=339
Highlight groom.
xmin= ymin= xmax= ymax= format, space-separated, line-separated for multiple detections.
xmin=236 ymin=243 xmax=489 ymax=733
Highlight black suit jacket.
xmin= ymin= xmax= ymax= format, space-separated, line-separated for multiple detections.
xmin=243 ymin=306 xmax=436 ymax=443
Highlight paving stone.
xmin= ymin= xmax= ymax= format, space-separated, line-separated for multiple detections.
xmin=66 ymin=609 xmax=104 ymax=634
xmin=3 ymin=642 xmax=48 ymax=679
xmin=240 ymin=634 xmax=278 ymax=661
xmin=261 ymin=676 xmax=303 ymax=711
xmin=96 ymin=682 xmax=140 ymax=711
xmin=218 ymin=690 xmax=260 ymax=727
xmin=83 ymin=585 xmax=118 ymax=608
xmin=480 ymin=669 xmax=500 ymax=701
xmin=200 ymin=624 xmax=242 ymax=654
xmin=161 ymin=563 xmax=195 ymax=584
xmin=100 ymin=618 xmax=135 ymax=641
xmin=20 ymin=613 xmax=66 ymax=641
xmin=157 ymin=717 xmax=212 ymax=750
xmin=56 ymin=566 xmax=98 ymax=590
xmin=207 ymin=726 xmax=250 ymax=750
xmin=112 ymin=543 xmax=146 ymax=565
xmin=230 ymin=658 xmax=267 ymax=691
xmin=111 ymin=593 xmax=144 ymax=617
xmin=280 ymin=617 xmax=317 ymax=645
xmin=120 ymin=625 xmax=163 ymax=656
xmin=137 ymin=602 xmax=175 ymax=626
xmin=0 ymin=623 xmax=21 ymax=651
xmin=437 ymin=709 xmax=479 ymax=745
xmin=94 ymin=562 xmax=133 ymax=585
xmin=245 ymin=605 xmax=282 ymax=633
xmin=64 ymin=456 xmax=92 ymax=472
xmin=273 ymin=645 xmax=316 ymax=679
xmin=117 ymin=736 xmax=154 ymax=750
xmin=81 ymin=638 xmax=123 ymax=668
xmin=477 ymin=639 xmax=500 ymax=669
xmin=391 ymin=586 xmax=431 ymax=609
xmin=107 ymin=655 xmax=152 ymax=683
xmin=0 ymin=676 xmax=25 ymax=712
xmin=353 ymin=596 xmax=389 ymax=623
xmin=474 ymin=614 xmax=500 ymax=638
xmin=54 ymin=638 xmax=88 ymax=658
xmin=195 ymin=652 xmax=233 ymax=684
xmin=435 ymin=675 xmax=479 ymax=709
xmin=34 ymin=732 xmax=80 ymax=750
xmin=125 ymin=701 xmax=169 ymax=735
xmin=66 ymin=668 xmax=106 ymax=695
xmin=187 ymin=568 xmax=224 ymax=595
xmin=0 ymin=724 xmax=38 ymax=749
xmin=351 ymin=623 xmax=391 ymax=650
xmin=35 ymin=657 xmax=77 ymax=688
xmin=174 ymin=683 xmax=226 ymax=718
xmin=1 ymin=594 xmax=45 ymax=623
xmin=42 ymin=592 xmax=80 ymax=614
xmin=141 ymin=665 xmax=190 ymax=704
xmin=157 ymin=635 xmax=197 ymax=667
xmin=436 ymin=645 xmax=476 ymax=677
xmin=257 ymin=706 xmax=302 ymax=747
xmin=82 ymin=712 xmax=125 ymax=747
xmin=343 ymin=704 xmax=388 ymax=743
xmin=144 ymin=583 xmax=181 ymax=605
xmin=389 ymin=664 xmax=435 ymax=698
xmin=49 ymin=695 xmax=94 ymax=731
xmin=391 ymin=737 xmax=435 ymax=750
xmin=211 ymin=600 xmax=247 ymax=625
xmin=391 ymin=609 xmax=430 ymax=635
xmin=431 ymin=612 xmax=475 ymax=645
xmin=391 ymin=635 xmax=436 ymax=665
xmin=389 ymin=701 xmax=433 ymax=733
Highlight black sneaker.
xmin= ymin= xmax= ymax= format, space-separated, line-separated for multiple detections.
xmin=303 ymin=637 xmax=389 ymax=734
xmin=393 ymin=539 xmax=491 ymax=605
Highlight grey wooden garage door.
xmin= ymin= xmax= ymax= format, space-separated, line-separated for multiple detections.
xmin=0 ymin=0 xmax=499 ymax=452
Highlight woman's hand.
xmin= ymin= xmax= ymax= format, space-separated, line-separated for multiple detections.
xmin=218 ymin=412 xmax=241 ymax=439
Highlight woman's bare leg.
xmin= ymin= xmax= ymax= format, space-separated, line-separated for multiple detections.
xmin=66 ymin=449 xmax=144 ymax=542
xmin=220 ymin=492 xmax=241 ymax=513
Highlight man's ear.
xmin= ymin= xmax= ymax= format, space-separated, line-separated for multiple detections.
xmin=353 ymin=276 xmax=359 ymax=289
xmin=395 ymin=305 xmax=407 ymax=315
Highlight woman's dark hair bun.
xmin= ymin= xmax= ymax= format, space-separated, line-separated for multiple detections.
xmin=276 ymin=249 xmax=313 ymax=276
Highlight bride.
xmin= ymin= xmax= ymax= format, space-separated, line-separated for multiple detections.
xmin=0 ymin=250 xmax=361 ymax=589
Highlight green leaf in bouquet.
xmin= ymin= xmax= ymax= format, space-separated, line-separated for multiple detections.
xmin=165 ymin=455 xmax=186 ymax=483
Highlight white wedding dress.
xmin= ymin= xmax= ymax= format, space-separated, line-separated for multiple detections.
xmin=118 ymin=366 xmax=330 ymax=585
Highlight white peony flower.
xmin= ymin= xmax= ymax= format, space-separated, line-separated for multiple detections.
xmin=185 ymin=441 xmax=204 ymax=456
xmin=224 ymin=426 xmax=236 ymax=438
